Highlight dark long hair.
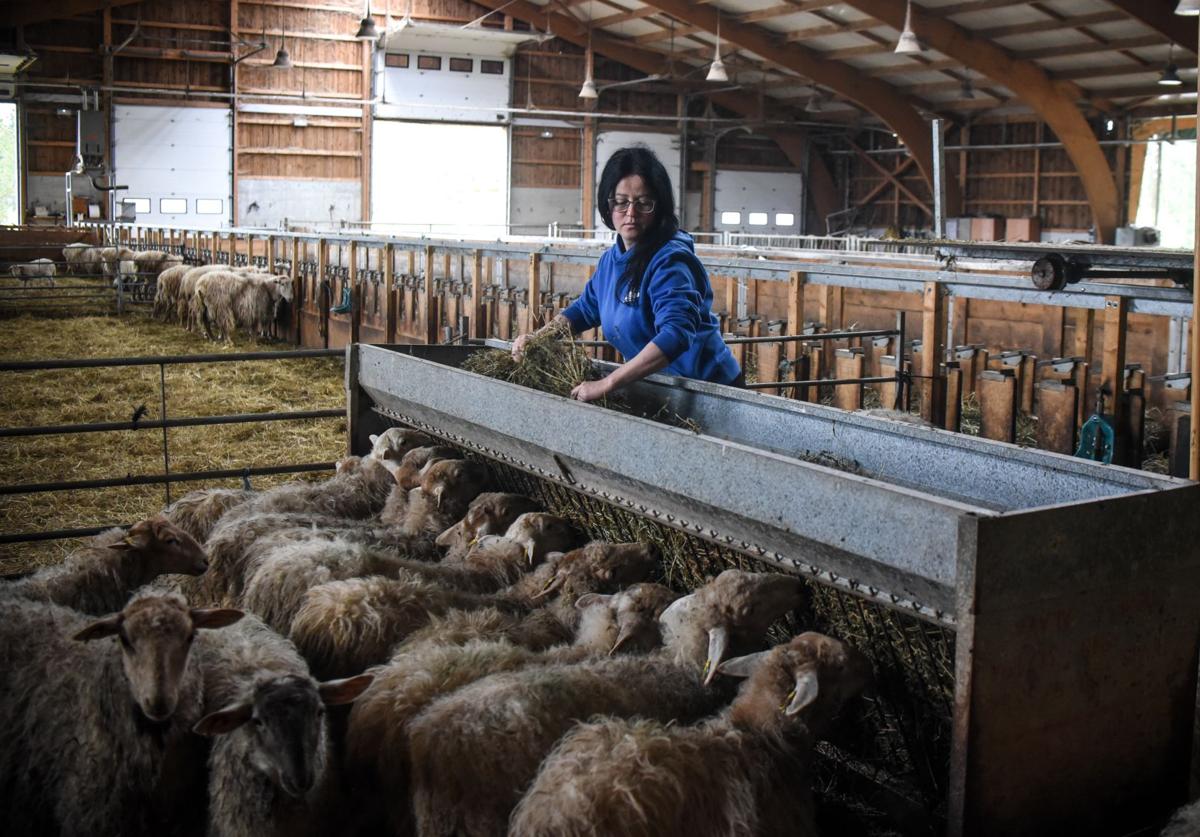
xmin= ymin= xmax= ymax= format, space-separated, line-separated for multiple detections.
xmin=596 ymin=146 xmax=679 ymax=300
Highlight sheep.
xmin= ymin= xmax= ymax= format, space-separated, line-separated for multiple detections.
xmin=239 ymin=272 xmax=294 ymax=338
xmin=407 ymin=568 xmax=806 ymax=837
xmin=379 ymin=445 xmax=461 ymax=524
xmin=153 ymin=262 xmax=192 ymax=320
xmin=343 ymin=582 xmax=678 ymax=836
xmin=510 ymin=631 xmax=872 ymax=837
xmin=1 ymin=515 xmax=208 ymax=615
xmin=290 ymin=540 xmax=659 ymax=682
xmin=193 ymin=270 xmax=248 ymax=341
xmin=397 ymin=458 xmax=492 ymax=538
xmin=1163 ymin=801 xmax=1200 ymax=837
xmin=0 ymin=593 xmax=244 ymax=837
xmin=98 ymin=245 xmax=137 ymax=282
xmin=191 ymin=614 xmax=374 ymax=837
xmin=179 ymin=265 xmax=259 ymax=331
xmin=133 ymin=249 xmax=183 ymax=280
xmin=62 ymin=242 xmax=102 ymax=275
xmin=433 ymin=491 xmax=540 ymax=558
xmin=164 ymin=487 xmax=255 ymax=542
xmin=8 ymin=258 xmax=56 ymax=286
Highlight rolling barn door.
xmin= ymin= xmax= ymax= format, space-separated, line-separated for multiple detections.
xmin=112 ymin=105 xmax=232 ymax=227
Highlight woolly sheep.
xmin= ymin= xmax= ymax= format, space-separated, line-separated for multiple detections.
xmin=408 ymin=569 xmax=805 ymax=837
xmin=153 ymin=263 xmax=191 ymax=321
xmin=191 ymin=614 xmax=374 ymax=837
xmin=398 ymin=458 xmax=492 ymax=538
xmin=9 ymin=258 xmax=56 ymax=286
xmin=98 ymin=245 xmax=137 ymax=281
xmin=511 ymin=632 xmax=872 ymax=837
xmin=379 ymin=445 xmax=461 ymax=523
xmin=433 ymin=492 xmax=540 ymax=558
xmin=132 ymin=249 xmax=183 ymax=279
xmin=0 ymin=593 xmax=243 ymax=837
xmin=344 ymin=582 xmax=678 ymax=835
xmin=290 ymin=541 xmax=658 ymax=680
xmin=164 ymin=487 xmax=255 ymax=542
xmin=1 ymin=516 xmax=208 ymax=614
xmin=1163 ymin=801 xmax=1200 ymax=837
xmin=62 ymin=242 xmax=102 ymax=275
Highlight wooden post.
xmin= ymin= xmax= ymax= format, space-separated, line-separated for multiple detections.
xmin=581 ymin=117 xmax=596 ymax=228
xmin=921 ymin=281 xmax=948 ymax=427
xmin=349 ymin=240 xmax=360 ymax=345
xmin=1101 ymin=295 xmax=1129 ymax=465
xmin=834 ymin=348 xmax=864 ymax=411
xmin=1124 ymin=364 xmax=1146 ymax=467
xmin=227 ymin=232 xmax=236 ymax=266
xmin=818 ymin=284 xmax=844 ymax=332
xmin=384 ymin=243 xmax=396 ymax=343
xmin=527 ymin=252 xmax=542 ymax=334
xmin=471 ymin=249 xmax=485 ymax=339
xmin=945 ymin=361 xmax=963 ymax=433
xmin=978 ymin=369 xmax=1017 ymax=443
xmin=407 ymin=249 xmax=416 ymax=276
xmin=1036 ymin=380 xmax=1079 ymax=454
xmin=786 ymin=271 xmax=806 ymax=399
xmin=424 ymin=245 xmax=438 ymax=345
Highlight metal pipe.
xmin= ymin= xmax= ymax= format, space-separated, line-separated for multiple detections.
xmin=0 ymin=347 xmax=342 ymax=372
xmin=830 ymin=136 xmax=1199 ymax=155
xmin=931 ymin=118 xmax=946 ymax=239
xmin=744 ymin=375 xmax=895 ymax=389
xmin=0 ymin=461 xmax=337 ymax=498
xmin=0 ymin=409 xmax=343 ymax=439
xmin=1191 ymin=16 xmax=1200 ymax=480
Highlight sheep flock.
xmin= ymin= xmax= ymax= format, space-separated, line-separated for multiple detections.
xmin=1 ymin=425 xmax=878 ymax=837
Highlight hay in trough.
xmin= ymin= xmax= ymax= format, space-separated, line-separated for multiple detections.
xmin=0 ymin=310 xmax=345 ymax=576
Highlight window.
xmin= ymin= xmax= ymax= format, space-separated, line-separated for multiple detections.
xmin=480 ymin=59 xmax=504 ymax=75
xmin=449 ymin=57 xmax=473 ymax=73
xmin=160 ymin=197 xmax=187 ymax=214
xmin=775 ymin=212 xmax=795 ymax=226
xmin=196 ymin=198 xmax=223 ymax=215
xmin=385 ymin=53 xmax=409 ymax=68
xmin=719 ymin=211 xmax=741 ymax=225
xmin=417 ymin=55 xmax=442 ymax=71
xmin=123 ymin=197 xmax=151 ymax=213
xmin=748 ymin=212 xmax=768 ymax=226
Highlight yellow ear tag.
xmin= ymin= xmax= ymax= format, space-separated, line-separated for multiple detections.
xmin=702 ymin=659 xmax=711 ymax=677
xmin=468 ymin=537 xmax=479 ymax=547
xmin=123 ymin=536 xmax=136 ymax=547
xmin=779 ymin=689 xmax=796 ymax=713
xmin=541 ymin=576 xmax=555 ymax=592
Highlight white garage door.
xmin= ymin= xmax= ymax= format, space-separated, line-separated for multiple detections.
xmin=371 ymin=121 xmax=508 ymax=238
xmin=113 ymin=105 xmax=232 ymax=227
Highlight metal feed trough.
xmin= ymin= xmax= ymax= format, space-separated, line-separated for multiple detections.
xmin=346 ymin=341 xmax=1200 ymax=837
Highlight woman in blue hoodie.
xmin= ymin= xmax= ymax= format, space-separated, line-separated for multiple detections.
xmin=512 ymin=145 xmax=742 ymax=402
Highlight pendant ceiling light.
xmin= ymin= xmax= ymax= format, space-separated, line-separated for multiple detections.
xmin=272 ymin=27 xmax=293 ymax=68
xmin=706 ymin=12 xmax=728 ymax=83
xmin=1176 ymin=0 xmax=1200 ymax=15
xmin=1160 ymin=46 xmax=1183 ymax=86
xmin=579 ymin=2 xmax=598 ymax=99
xmin=895 ymin=0 xmax=924 ymax=55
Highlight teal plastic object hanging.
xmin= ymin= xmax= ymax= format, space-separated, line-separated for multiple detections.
xmin=1075 ymin=413 xmax=1115 ymax=464
xmin=330 ymin=284 xmax=353 ymax=314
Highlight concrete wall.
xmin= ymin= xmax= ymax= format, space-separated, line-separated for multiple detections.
xmin=237 ymin=179 xmax=361 ymax=228
xmin=509 ymin=186 xmax=580 ymax=235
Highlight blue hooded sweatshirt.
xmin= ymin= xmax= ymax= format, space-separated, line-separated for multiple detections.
xmin=561 ymin=231 xmax=741 ymax=385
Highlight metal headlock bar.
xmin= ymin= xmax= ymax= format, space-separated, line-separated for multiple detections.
xmin=347 ymin=341 xmax=1200 ymax=834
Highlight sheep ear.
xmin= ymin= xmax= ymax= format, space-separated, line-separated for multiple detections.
xmin=112 ymin=520 xmax=152 ymax=551
xmin=435 ymin=521 xmax=463 ymax=548
xmin=702 ymin=625 xmax=730 ymax=686
xmin=574 ymin=593 xmax=611 ymax=611
xmin=191 ymin=608 xmax=245 ymax=630
xmin=194 ymin=702 xmax=255 ymax=736
xmin=716 ymin=650 xmax=772 ymax=679
xmin=318 ymin=674 xmax=375 ymax=705
xmin=73 ymin=615 xmax=121 ymax=642
xmin=784 ymin=669 xmax=820 ymax=716
xmin=368 ymin=433 xmax=380 ymax=446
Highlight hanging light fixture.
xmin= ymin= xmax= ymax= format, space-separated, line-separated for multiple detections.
xmin=1176 ymin=0 xmax=1200 ymax=15
xmin=1160 ymin=46 xmax=1183 ymax=86
xmin=805 ymin=89 xmax=825 ymax=113
xmin=355 ymin=16 xmax=380 ymax=40
xmin=579 ymin=5 xmax=598 ymax=99
xmin=895 ymin=0 xmax=923 ymax=55
xmin=272 ymin=27 xmax=293 ymax=69
xmin=706 ymin=12 xmax=728 ymax=83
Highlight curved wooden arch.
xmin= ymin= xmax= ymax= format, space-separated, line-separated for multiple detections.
xmin=842 ymin=0 xmax=1120 ymax=243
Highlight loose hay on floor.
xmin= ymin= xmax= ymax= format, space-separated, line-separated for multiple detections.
xmin=0 ymin=310 xmax=345 ymax=576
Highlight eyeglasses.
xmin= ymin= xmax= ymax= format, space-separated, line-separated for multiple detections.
xmin=608 ymin=197 xmax=656 ymax=215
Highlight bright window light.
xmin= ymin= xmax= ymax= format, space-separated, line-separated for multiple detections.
xmin=160 ymin=198 xmax=187 ymax=214
xmin=720 ymin=211 xmax=741 ymax=225
xmin=775 ymin=212 xmax=795 ymax=226
xmin=748 ymin=212 xmax=768 ymax=226
xmin=196 ymin=198 xmax=223 ymax=214
xmin=123 ymin=197 xmax=151 ymax=213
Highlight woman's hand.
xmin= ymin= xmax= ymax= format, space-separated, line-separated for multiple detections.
xmin=511 ymin=332 xmax=535 ymax=360
xmin=570 ymin=378 xmax=612 ymax=403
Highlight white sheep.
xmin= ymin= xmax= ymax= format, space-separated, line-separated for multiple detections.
xmin=433 ymin=492 xmax=540 ymax=558
xmin=163 ymin=487 xmax=255 ymax=542
xmin=397 ymin=458 xmax=492 ymax=538
xmin=191 ymin=614 xmax=374 ymax=837
xmin=153 ymin=263 xmax=192 ymax=321
xmin=1 ymin=516 xmax=209 ymax=614
xmin=0 ymin=593 xmax=244 ymax=837
xmin=132 ymin=249 xmax=183 ymax=279
xmin=378 ymin=445 xmax=461 ymax=524
xmin=343 ymin=582 xmax=678 ymax=835
xmin=510 ymin=631 xmax=872 ymax=837
xmin=408 ymin=569 xmax=806 ymax=837
xmin=62 ymin=242 xmax=102 ymax=275
xmin=8 ymin=258 xmax=57 ymax=286
xmin=98 ymin=245 xmax=137 ymax=283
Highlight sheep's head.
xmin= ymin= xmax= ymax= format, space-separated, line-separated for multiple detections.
xmin=575 ymin=582 xmax=679 ymax=655
xmin=272 ymin=275 xmax=294 ymax=303
xmin=720 ymin=632 xmax=871 ymax=736
xmin=193 ymin=673 xmax=374 ymax=797
xmin=74 ymin=595 xmax=244 ymax=722
xmin=503 ymin=512 xmax=579 ymax=566
xmin=435 ymin=492 xmax=540 ymax=550
xmin=367 ymin=428 xmax=437 ymax=462
xmin=532 ymin=541 xmax=659 ymax=602
xmin=419 ymin=458 xmax=490 ymax=514
xmin=384 ymin=445 xmax=460 ymax=490
xmin=112 ymin=515 xmax=209 ymax=577
xmin=659 ymin=569 xmax=805 ymax=684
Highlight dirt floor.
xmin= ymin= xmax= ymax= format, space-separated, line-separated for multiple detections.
xmin=0 ymin=280 xmax=345 ymax=576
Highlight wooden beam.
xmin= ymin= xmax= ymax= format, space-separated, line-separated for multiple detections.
xmin=920 ymin=281 xmax=948 ymax=428
xmin=842 ymin=0 xmax=1119 ymax=243
xmin=2 ymin=0 xmax=140 ymax=26
xmin=848 ymin=140 xmax=931 ymax=216
xmin=634 ymin=0 xmax=960 ymax=215
xmin=1095 ymin=1 xmax=1196 ymax=55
